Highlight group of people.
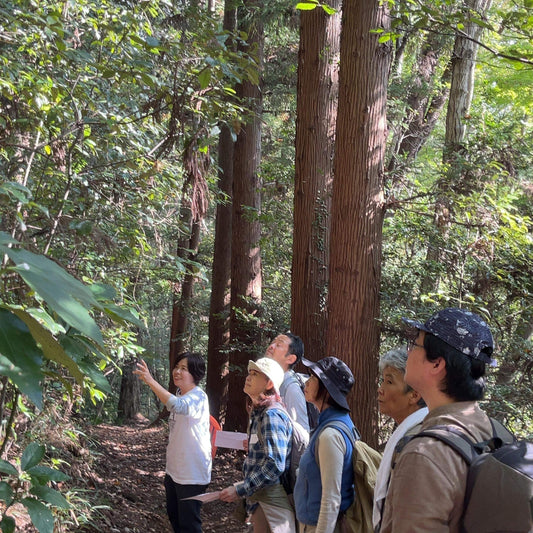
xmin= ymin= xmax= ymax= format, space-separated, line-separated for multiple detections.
xmin=134 ymin=307 xmax=499 ymax=533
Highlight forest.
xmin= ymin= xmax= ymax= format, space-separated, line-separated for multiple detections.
xmin=0 ymin=0 xmax=532 ymax=530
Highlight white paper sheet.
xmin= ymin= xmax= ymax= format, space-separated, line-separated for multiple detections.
xmin=214 ymin=430 xmax=248 ymax=450
xmin=182 ymin=491 xmax=221 ymax=503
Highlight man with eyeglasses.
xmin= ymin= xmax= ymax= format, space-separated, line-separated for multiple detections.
xmin=379 ymin=307 xmax=496 ymax=533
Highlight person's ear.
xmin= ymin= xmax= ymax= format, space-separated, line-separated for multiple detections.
xmin=408 ymin=389 xmax=422 ymax=406
xmin=286 ymin=353 xmax=297 ymax=366
xmin=430 ymin=357 xmax=446 ymax=375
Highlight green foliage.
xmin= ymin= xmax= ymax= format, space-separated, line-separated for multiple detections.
xmin=0 ymin=442 xmax=69 ymax=533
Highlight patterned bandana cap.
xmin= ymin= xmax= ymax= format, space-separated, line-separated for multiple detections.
xmin=302 ymin=356 xmax=355 ymax=411
xmin=403 ymin=307 xmax=494 ymax=364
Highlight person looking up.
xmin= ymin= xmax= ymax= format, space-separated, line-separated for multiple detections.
xmin=265 ymin=332 xmax=311 ymax=432
xmin=134 ymin=353 xmax=211 ymax=533
xmin=293 ymin=356 xmax=356 ymax=533
xmin=220 ymin=357 xmax=296 ymax=533
xmin=380 ymin=307 xmax=496 ymax=533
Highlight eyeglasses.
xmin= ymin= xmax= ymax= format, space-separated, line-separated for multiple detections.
xmin=407 ymin=339 xmax=424 ymax=352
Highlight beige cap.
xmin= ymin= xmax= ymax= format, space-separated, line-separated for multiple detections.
xmin=248 ymin=357 xmax=284 ymax=392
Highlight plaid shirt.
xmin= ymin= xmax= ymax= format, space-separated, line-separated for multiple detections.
xmin=235 ymin=405 xmax=293 ymax=497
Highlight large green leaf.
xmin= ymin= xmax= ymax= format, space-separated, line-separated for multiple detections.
xmin=0 ymin=460 xmax=18 ymax=476
xmin=30 ymin=486 xmax=70 ymax=509
xmin=1 ymin=243 xmax=104 ymax=346
xmin=0 ymin=482 xmax=14 ymax=506
xmin=21 ymin=498 xmax=54 ymax=533
xmin=103 ymin=303 xmax=144 ymax=328
xmin=0 ymin=309 xmax=44 ymax=408
xmin=26 ymin=466 xmax=69 ymax=484
xmin=12 ymin=309 xmax=84 ymax=385
xmin=21 ymin=443 xmax=45 ymax=472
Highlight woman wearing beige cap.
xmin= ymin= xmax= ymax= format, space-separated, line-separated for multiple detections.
xmin=220 ymin=357 xmax=297 ymax=533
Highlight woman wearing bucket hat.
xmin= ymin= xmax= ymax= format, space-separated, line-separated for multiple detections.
xmin=293 ymin=357 xmax=357 ymax=533
xmin=220 ymin=357 xmax=297 ymax=533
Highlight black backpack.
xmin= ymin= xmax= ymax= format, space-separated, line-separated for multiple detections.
xmin=397 ymin=418 xmax=533 ymax=533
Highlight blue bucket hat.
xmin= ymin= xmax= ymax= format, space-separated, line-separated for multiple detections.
xmin=403 ymin=307 xmax=495 ymax=364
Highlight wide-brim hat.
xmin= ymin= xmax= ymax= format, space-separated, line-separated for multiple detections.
xmin=403 ymin=307 xmax=494 ymax=364
xmin=248 ymin=358 xmax=284 ymax=392
xmin=302 ymin=356 xmax=354 ymax=411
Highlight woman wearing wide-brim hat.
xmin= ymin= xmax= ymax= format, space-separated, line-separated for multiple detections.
xmin=293 ymin=357 xmax=357 ymax=533
xmin=220 ymin=357 xmax=297 ymax=533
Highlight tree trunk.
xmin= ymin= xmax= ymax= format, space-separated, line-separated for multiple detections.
xmin=225 ymin=0 xmax=264 ymax=432
xmin=421 ymin=0 xmax=492 ymax=294
xmin=291 ymin=0 xmax=341 ymax=363
xmin=206 ymin=125 xmax=234 ymax=420
xmin=387 ymin=30 xmax=453 ymax=174
xmin=167 ymin=217 xmax=202 ymax=395
xmin=205 ymin=2 xmax=236 ymax=424
xmin=117 ymin=357 xmax=141 ymax=423
xmin=326 ymin=0 xmax=391 ymax=447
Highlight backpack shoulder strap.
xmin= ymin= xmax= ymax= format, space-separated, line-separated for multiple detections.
xmin=314 ymin=419 xmax=360 ymax=464
xmin=490 ymin=417 xmax=516 ymax=445
xmin=320 ymin=420 xmax=360 ymax=445
xmin=279 ymin=371 xmax=298 ymax=397
xmin=414 ymin=426 xmax=478 ymax=464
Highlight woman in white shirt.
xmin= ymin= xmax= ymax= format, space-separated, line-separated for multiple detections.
xmin=135 ymin=352 xmax=212 ymax=533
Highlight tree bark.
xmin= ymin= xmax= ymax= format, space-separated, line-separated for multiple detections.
xmin=291 ymin=0 xmax=341 ymax=363
xmin=421 ymin=0 xmax=492 ymax=294
xmin=117 ymin=357 xmax=141 ymax=423
xmin=225 ymin=0 xmax=264 ymax=432
xmin=326 ymin=0 xmax=391 ymax=447
xmin=205 ymin=2 xmax=236 ymax=424
xmin=387 ymin=30 xmax=453 ymax=175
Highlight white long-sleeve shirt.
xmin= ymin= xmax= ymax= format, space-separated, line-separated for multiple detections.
xmin=165 ymin=386 xmax=212 ymax=485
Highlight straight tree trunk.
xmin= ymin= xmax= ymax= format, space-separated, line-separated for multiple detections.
xmin=387 ymin=30 xmax=453 ymax=174
xmin=206 ymin=2 xmax=236 ymax=424
xmin=168 ymin=215 xmax=202 ymax=395
xmin=291 ymin=0 xmax=341 ymax=363
xmin=326 ymin=0 xmax=391 ymax=447
xmin=421 ymin=0 xmax=492 ymax=294
xmin=117 ymin=357 xmax=141 ymax=423
xmin=225 ymin=0 xmax=264 ymax=432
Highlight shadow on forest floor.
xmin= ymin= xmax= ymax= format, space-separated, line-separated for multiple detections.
xmin=82 ymin=420 xmax=250 ymax=532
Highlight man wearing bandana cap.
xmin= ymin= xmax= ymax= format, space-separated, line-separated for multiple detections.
xmin=380 ymin=308 xmax=496 ymax=533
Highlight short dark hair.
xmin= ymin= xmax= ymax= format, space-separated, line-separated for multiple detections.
xmin=286 ymin=332 xmax=304 ymax=368
xmin=175 ymin=352 xmax=206 ymax=385
xmin=424 ymin=333 xmax=486 ymax=401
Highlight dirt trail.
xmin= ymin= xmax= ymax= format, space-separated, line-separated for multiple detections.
xmin=85 ymin=421 xmax=249 ymax=532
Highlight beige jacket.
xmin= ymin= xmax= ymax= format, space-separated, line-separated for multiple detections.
xmin=380 ymin=402 xmax=492 ymax=533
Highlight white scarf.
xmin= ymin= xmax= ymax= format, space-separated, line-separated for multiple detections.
xmin=372 ymin=407 xmax=429 ymax=529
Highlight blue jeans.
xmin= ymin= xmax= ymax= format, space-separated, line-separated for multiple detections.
xmin=164 ymin=474 xmax=208 ymax=533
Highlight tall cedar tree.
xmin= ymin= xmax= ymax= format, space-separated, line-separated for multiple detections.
xmin=291 ymin=0 xmax=341 ymax=362
xmin=206 ymin=2 xmax=237 ymax=423
xmin=326 ymin=0 xmax=391 ymax=447
xmin=225 ymin=0 xmax=264 ymax=432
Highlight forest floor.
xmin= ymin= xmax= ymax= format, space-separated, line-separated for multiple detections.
xmin=80 ymin=418 xmax=250 ymax=533
xmin=2 ymin=416 xmax=250 ymax=532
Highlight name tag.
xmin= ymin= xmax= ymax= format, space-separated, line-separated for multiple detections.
xmin=249 ymin=434 xmax=258 ymax=445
